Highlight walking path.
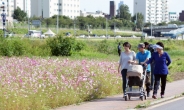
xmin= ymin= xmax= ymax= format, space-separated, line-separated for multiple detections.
xmin=55 ymin=80 xmax=184 ymax=110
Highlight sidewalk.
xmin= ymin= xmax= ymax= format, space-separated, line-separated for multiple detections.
xmin=55 ymin=80 xmax=184 ymax=110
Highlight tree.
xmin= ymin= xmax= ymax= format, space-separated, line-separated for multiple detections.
xmin=117 ymin=4 xmax=131 ymax=21
xmin=13 ymin=7 xmax=27 ymax=21
xmin=132 ymin=13 xmax=144 ymax=30
xmin=157 ymin=22 xmax=167 ymax=26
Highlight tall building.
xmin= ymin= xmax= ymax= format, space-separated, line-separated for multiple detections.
xmin=110 ymin=1 xmax=116 ymax=18
xmin=169 ymin=12 xmax=178 ymax=21
xmin=179 ymin=11 xmax=184 ymax=21
xmin=134 ymin=0 xmax=169 ymax=24
xmin=0 ymin=0 xmax=14 ymax=17
xmin=14 ymin=0 xmax=31 ymax=17
xmin=31 ymin=0 xmax=80 ymax=19
xmin=118 ymin=1 xmax=124 ymax=8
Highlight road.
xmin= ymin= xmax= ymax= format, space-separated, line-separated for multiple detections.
xmin=146 ymin=97 xmax=184 ymax=110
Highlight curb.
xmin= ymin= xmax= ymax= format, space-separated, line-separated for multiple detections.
xmin=135 ymin=93 xmax=184 ymax=109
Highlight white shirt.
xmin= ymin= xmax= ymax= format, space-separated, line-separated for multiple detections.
xmin=119 ymin=51 xmax=136 ymax=70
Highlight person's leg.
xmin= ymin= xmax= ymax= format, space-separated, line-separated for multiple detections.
xmin=153 ymin=74 xmax=160 ymax=98
xmin=121 ymin=69 xmax=127 ymax=93
xmin=146 ymin=71 xmax=151 ymax=96
xmin=151 ymin=63 xmax=155 ymax=90
xmin=118 ymin=50 xmax=121 ymax=56
xmin=160 ymin=75 xmax=167 ymax=97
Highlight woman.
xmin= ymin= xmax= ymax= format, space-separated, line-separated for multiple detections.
xmin=118 ymin=42 xmax=136 ymax=97
xmin=145 ymin=42 xmax=171 ymax=99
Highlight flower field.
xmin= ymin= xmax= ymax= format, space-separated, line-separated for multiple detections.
xmin=0 ymin=57 xmax=122 ymax=110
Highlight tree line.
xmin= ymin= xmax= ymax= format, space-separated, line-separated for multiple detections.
xmin=13 ymin=5 xmax=184 ymax=30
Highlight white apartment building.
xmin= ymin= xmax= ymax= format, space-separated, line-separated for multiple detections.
xmin=31 ymin=0 xmax=80 ymax=19
xmin=134 ymin=0 xmax=169 ymax=24
xmin=0 ymin=0 xmax=14 ymax=17
xmin=14 ymin=0 xmax=31 ymax=17
xmin=169 ymin=12 xmax=178 ymax=21
xmin=80 ymin=11 xmax=105 ymax=18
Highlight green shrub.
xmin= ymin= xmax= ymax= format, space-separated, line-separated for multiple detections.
xmin=74 ymin=40 xmax=86 ymax=52
xmin=47 ymin=35 xmax=76 ymax=56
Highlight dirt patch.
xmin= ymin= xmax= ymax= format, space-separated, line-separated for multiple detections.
xmin=172 ymin=72 xmax=184 ymax=81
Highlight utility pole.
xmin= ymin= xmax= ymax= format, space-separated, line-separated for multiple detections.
xmin=151 ymin=23 xmax=152 ymax=37
xmin=106 ymin=18 xmax=107 ymax=38
xmin=26 ymin=0 xmax=30 ymax=32
xmin=135 ymin=2 xmax=137 ymax=30
xmin=74 ymin=17 xmax=76 ymax=37
xmin=114 ymin=22 xmax=116 ymax=38
xmin=1 ymin=2 xmax=6 ymax=37
xmin=56 ymin=0 xmax=59 ymax=34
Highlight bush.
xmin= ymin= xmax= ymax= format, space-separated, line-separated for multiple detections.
xmin=47 ymin=35 xmax=76 ymax=56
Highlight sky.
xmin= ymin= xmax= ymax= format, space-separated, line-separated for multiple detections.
xmin=80 ymin=0 xmax=184 ymax=15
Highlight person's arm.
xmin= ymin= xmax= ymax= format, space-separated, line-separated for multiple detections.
xmin=129 ymin=51 xmax=136 ymax=64
xmin=145 ymin=52 xmax=155 ymax=65
xmin=141 ymin=51 xmax=151 ymax=64
xmin=135 ymin=52 xmax=139 ymax=64
xmin=165 ymin=52 xmax=171 ymax=66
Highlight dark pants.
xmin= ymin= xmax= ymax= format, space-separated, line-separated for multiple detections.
xmin=145 ymin=72 xmax=151 ymax=93
xmin=153 ymin=74 xmax=167 ymax=95
xmin=118 ymin=50 xmax=121 ymax=56
xmin=121 ymin=69 xmax=127 ymax=93
xmin=151 ymin=62 xmax=155 ymax=89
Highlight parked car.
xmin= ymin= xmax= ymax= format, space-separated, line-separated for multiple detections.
xmin=100 ymin=35 xmax=105 ymax=38
xmin=79 ymin=35 xmax=85 ymax=38
xmin=115 ymin=35 xmax=121 ymax=38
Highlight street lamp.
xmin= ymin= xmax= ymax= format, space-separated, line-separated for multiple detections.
xmin=106 ymin=18 xmax=107 ymax=38
xmin=1 ymin=2 xmax=6 ymax=37
xmin=135 ymin=2 xmax=137 ymax=30
xmin=73 ymin=17 xmax=76 ymax=37
xmin=56 ymin=0 xmax=59 ymax=34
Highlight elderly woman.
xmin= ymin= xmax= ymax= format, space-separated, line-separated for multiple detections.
xmin=145 ymin=42 xmax=171 ymax=99
xmin=118 ymin=42 xmax=136 ymax=97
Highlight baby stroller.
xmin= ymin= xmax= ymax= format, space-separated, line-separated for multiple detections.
xmin=124 ymin=65 xmax=147 ymax=101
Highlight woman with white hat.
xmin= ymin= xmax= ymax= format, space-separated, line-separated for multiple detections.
xmin=144 ymin=42 xmax=171 ymax=99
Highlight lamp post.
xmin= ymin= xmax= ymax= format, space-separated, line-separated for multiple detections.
xmin=1 ymin=2 xmax=6 ymax=37
xmin=73 ymin=17 xmax=76 ymax=37
xmin=56 ymin=0 xmax=59 ymax=34
xmin=135 ymin=2 xmax=137 ymax=30
xmin=106 ymin=18 xmax=107 ymax=38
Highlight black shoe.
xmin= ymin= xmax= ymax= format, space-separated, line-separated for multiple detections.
xmin=147 ymin=92 xmax=150 ymax=97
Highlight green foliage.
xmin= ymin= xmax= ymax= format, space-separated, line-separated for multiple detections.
xmin=74 ymin=40 xmax=86 ymax=52
xmin=97 ymin=40 xmax=111 ymax=54
xmin=13 ymin=7 xmax=27 ymax=21
xmin=118 ymin=4 xmax=131 ymax=21
xmin=132 ymin=13 xmax=144 ymax=30
xmin=47 ymin=35 xmax=76 ymax=56
xmin=0 ymin=38 xmax=51 ymax=57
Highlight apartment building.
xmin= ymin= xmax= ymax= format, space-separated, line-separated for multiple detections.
xmin=169 ymin=12 xmax=178 ymax=21
xmin=110 ymin=1 xmax=116 ymax=18
xmin=31 ymin=0 xmax=80 ymax=19
xmin=179 ymin=11 xmax=184 ymax=21
xmin=118 ymin=1 xmax=124 ymax=8
xmin=134 ymin=0 xmax=169 ymax=24
xmin=14 ymin=0 xmax=31 ymax=17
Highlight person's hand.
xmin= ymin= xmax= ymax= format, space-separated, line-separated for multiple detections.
xmin=144 ymin=63 xmax=148 ymax=66
xmin=128 ymin=60 xmax=132 ymax=64
xmin=140 ymin=62 xmax=145 ymax=65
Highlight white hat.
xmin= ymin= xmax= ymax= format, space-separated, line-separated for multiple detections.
xmin=153 ymin=44 xmax=163 ymax=50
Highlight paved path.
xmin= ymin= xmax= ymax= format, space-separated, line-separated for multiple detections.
xmin=147 ymin=97 xmax=184 ymax=110
xmin=55 ymin=80 xmax=184 ymax=110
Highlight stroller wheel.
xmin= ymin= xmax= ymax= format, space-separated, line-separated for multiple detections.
xmin=125 ymin=96 xmax=128 ymax=101
xmin=140 ymin=96 xmax=144 ymax=101
xmin=128 ymin=96 xmax=131 ymax=100
xmin=144 ymin=95 xmax=147 ymax=100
